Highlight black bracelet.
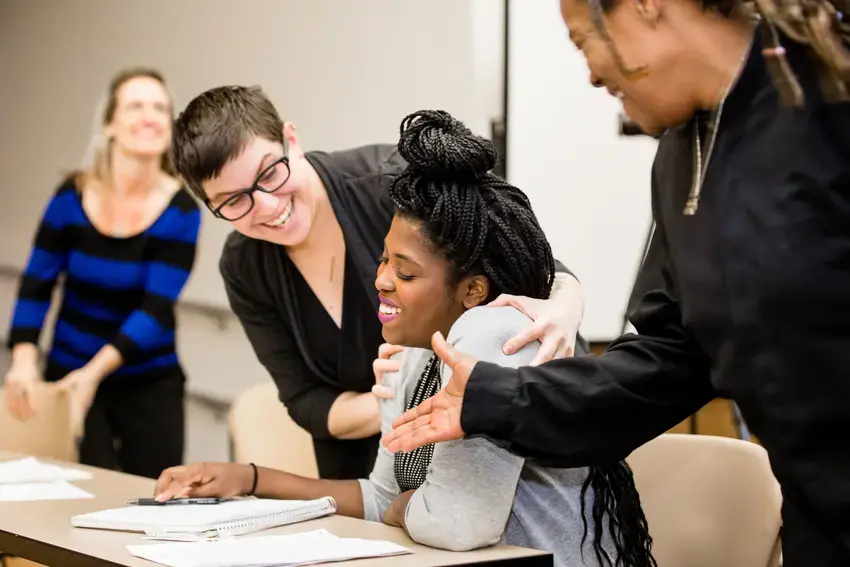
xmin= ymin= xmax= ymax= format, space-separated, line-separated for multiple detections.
xmin=247 ymin=463 xmax=258 ymax=496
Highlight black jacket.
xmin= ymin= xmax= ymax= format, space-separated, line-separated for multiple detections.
xmin=460 ymin=26 xmax=850 ymax=565
xmin=221 ymin=144 xmax=579 ymax=479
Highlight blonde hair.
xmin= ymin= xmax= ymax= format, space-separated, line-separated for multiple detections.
xmin=75 ymin=67 xmax=176 ymax=189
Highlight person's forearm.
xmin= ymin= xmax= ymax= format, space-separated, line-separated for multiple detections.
xmin=327 ymin=391 xmax=381 ymax=440
xmin=549 ymin=272 xmax=583 ymax=311
xmin=253 ymin=465 xmax=365 ymax=518
xmin=461 ymin=333 xmax=715 ymax=467
xmin=383 ymin=490 xmax=415 ymax=531
xmin=85 ymin=345 xmax=123 ymax=381
xmin=11 ymin=343 xmax=39 ymax=368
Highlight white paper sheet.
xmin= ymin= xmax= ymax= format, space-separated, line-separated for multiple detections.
xmin=127 ymin=529 xmax=412 ymax=567
xmin=0 ymin=457 xmax=92 ymax=484
xmin=0 ymin=480 xmax=94 ymax=502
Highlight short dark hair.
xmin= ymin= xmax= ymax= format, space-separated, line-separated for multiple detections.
xmin=171 ymin=86 xmax=283 ymax=201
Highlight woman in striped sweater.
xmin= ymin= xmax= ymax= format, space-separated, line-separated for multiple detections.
xmin=4 ymin=67 xmax=200 ymax=479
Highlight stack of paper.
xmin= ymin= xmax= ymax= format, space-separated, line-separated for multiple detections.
xmin=127 ymin=529 xmax=412 ymax=567
xmin=0 ymin=457 xmax=94 ymax=501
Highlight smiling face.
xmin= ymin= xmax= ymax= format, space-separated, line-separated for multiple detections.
xmin=202 ymin=125 xmax=319 ymax=247
xmin=374 ymin=215 xmax=489 ymax=349
xmin=561 ymin=0 xmax=700 ymax=135
xmin=106 ymin=76 xmax=172 ymax=159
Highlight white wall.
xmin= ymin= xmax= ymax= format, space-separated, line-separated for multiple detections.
xmin=0 ymin=0 xmax=505 ymax=402
xmin=506 ymin=0 xmax=657 ymax=342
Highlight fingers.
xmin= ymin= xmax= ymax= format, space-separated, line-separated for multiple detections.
xmin=391 ymin=395 xmax=435 ymax=429
xmin=502 ymin=320 xmax=546 ymax=356
xmin=187 ymin=481 xmax=227 ymax=498
xmin=372 ymin=358 xmax=401 ymax=385
xmin=371 ymin=384 xmax=395 ymax=399
xmin=373 ymin=359 xmax=401 ymax=375
xmin=431 ymin=332 xmax=462 ymax=369
xmin=373 ymin=344 xmax=403 ymax=395
xmin=530 ymin=333 xmax=564 ymax=366
xmin=155 ymin=472 xmax=204 ymax=502
xmin=383 ymin=413 xmax=434 ymax=453
xmin=154 ymin=465 xmax=205 ymax=500
xmin=431 ymin=332 xmax=477 ymax=397
xmin=154 ymin=467 xmax=182 ymax=497
xmin=377 ymin=343 xmax=404 ymax=360
xmin=7 ymin=384 xmax=36 ymax=421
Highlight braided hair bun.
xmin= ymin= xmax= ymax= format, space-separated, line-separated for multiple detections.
xmin=396 ymin=110 xmax=498 ymax=177
xmin=389 ymin=109 xmax=554 ymax=302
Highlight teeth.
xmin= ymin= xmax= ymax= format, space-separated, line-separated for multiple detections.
xmin=616 ymin=91 xmax=624 ymax=100
xmin=379 ymin=303 xmax=401 ymax=315
xmin=265 ymin=200 xmax=293 ymax=227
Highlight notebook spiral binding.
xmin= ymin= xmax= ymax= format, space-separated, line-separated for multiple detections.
xmin=145 ymin=496 xmax=337 ymax=541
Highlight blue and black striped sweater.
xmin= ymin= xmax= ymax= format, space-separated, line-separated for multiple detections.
xmin=7 ymin=179 xmax=201 ymax=381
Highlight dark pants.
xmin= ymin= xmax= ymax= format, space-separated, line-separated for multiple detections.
xmin=77 ymin=371 xmax=185 ymax=479
xmin=313 ymin=434 xmax=379 ymax=480
xmin=781 ymin=497 xmax=850 ymax=567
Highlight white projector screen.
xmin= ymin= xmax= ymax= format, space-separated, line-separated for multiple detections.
xmin=506 ymin=0 xmax=659 ymax=342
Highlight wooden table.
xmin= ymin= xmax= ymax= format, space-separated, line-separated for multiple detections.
xmin=0 ymin=453 xmax=552 ymax=567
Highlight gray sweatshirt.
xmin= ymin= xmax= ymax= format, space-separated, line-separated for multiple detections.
xmin=358 ymin=306 xmax=617 ymax=566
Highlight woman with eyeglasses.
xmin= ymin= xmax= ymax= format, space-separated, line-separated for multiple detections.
xmin=4 ymin=67 xmax=200 ymax=478
xmin=169 ymin=85 xmax=587 ymax=480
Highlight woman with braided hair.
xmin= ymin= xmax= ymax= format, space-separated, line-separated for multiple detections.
xmin=153 ymin=110 xmax=656 ymax=567
xmin=384 ymin=1 xmax=850 ymax=565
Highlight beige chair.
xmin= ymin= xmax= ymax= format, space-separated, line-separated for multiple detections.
xmin=228 ymin=382 xmax=319 ymax=478
xmin=627 ymin=433 xmax=783 ymax=567
xmin=0 ymin=383 xmax=76 ymax=567
xmin=0 ymin=383 xmax=76 ymax=462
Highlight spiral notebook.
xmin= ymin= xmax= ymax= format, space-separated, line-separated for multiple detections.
xmin=71 ymin=497 xmax=336 ymax=541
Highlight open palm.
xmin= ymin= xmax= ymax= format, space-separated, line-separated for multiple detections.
xmin=382 ymin=331 xmax=478 ymax=453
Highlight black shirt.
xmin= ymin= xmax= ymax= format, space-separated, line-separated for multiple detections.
xmin=220 ymin=145 xmax=404 ymax=480
xmin=287 ymin=250 xmax=385 ymax=477
xmin=222 ymin=144 xmax=579 ymax=480
xmin=460 ymin=25 xmax=850 ymax=565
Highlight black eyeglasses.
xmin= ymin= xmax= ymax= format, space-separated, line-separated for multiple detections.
xmin=208 ymin=154 xmax=292 ymax=221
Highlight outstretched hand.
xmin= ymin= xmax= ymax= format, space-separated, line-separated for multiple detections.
xmin=381 ymin=331 xmax=478 ymax=453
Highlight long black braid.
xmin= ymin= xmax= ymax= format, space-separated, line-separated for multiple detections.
xmin=390 ymin=110 xmax=656 ymax=567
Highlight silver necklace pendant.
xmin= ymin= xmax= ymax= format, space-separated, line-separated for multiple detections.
xmin=684 ymin=118 xmax=703 ymax=216
xmin=682 ymin=31 xmax=754 ymax=216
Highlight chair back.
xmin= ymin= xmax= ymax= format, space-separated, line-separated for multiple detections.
xmin=627 ymin=433 xmax=782 ymax=567
xmin=228 ymin=382 xmax=318 ymax=478
xmin=0 ymin=384 xmax=77 ymax=462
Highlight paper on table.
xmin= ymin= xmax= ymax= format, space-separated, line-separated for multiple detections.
xmin=0 ymin=480 xmax=94 ymax=502
xmin=0 ymin=457 xmax=92 ymax=484
xmin=127 ymin=528 xmax=412 ymax=567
